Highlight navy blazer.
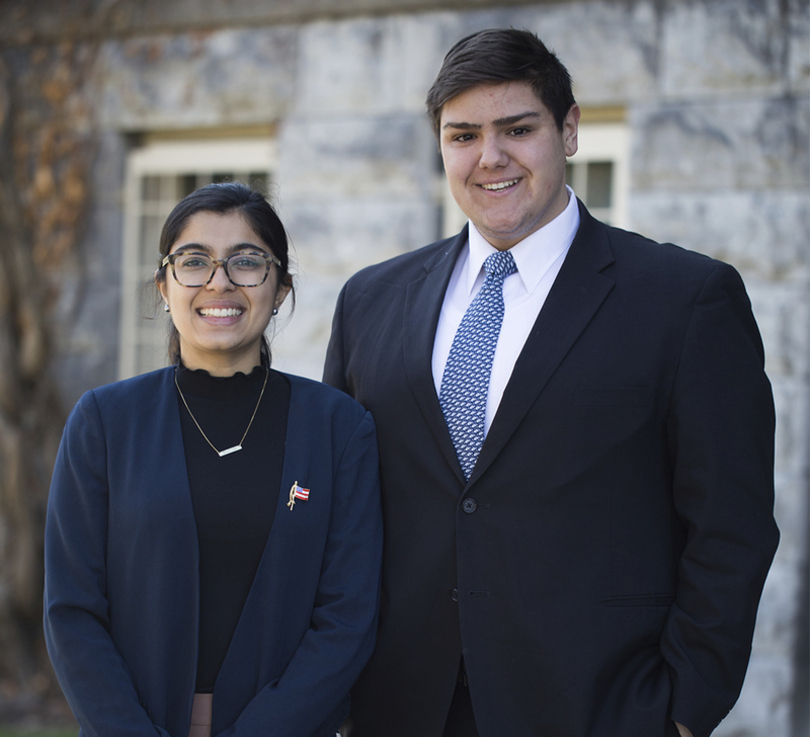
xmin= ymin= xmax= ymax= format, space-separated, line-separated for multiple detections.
xmin=324 ymin=202 xmax=779 ymax=737
xmin=44 ymin=368 xmax=382 ymax=737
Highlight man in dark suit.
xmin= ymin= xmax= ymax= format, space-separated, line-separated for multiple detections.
xmin=324 ymin=29 xmax=778 ymax=737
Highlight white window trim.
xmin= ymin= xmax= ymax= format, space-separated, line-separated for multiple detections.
xmin=568 ymin=122 xmax=630 ymax=229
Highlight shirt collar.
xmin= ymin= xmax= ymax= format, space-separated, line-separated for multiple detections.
xmin=464 ymin=186 xmax=581 ymax=296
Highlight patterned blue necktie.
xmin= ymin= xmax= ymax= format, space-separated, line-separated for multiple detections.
xmin=440 ymin=250 xmax=517 ymax=480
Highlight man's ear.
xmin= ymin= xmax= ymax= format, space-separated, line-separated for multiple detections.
xmin=563 ymin=104 xmax=580 ymax=158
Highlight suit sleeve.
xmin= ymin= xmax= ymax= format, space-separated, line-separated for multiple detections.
xmin=662 ymin=263 xmax=779 ymax=737
xmin=215 ymin=410 xmax=383 ymax=737
xmin=323 ymin=282 xmax=350 ymax=393
xmin=43 ymin=392 xmax=171 ymax=737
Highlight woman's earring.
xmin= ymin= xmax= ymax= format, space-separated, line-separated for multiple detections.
xmin=272 ymin=307 xmax=279 ymax=316
xmin=164 ymin=303 xmax=171 ymax=313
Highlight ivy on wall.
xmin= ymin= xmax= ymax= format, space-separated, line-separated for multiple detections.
xmin=0 ymin=40 xmax=96 ymax=706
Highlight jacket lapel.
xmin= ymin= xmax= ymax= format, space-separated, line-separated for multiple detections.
xmin=469 ymin=203 xmax=616 ymax=486
xmin=403 ymin=228 xmax=468 ymax=482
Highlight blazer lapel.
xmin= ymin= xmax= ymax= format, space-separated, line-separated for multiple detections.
xmin=403 ymin=228 xmax=468 ymax=481
xmin=469 ymin=204 xmax=616 ymax=486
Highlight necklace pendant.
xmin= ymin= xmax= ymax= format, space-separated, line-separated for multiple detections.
xmin=175 ymin=368 xmax=268 ymax=460
xmin=217 ymin=445 xmax=243 ymax=457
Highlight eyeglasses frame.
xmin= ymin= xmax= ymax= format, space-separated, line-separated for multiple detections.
xmin=161 ymin=250 xmax=282 ymax=288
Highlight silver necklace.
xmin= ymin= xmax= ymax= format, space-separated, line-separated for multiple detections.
xmin=174 ymin=367 xmax=269 ymax=457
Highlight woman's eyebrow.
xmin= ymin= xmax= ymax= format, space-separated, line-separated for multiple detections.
xmin=227 ymin=242 xmax=269 ymax=254
xmin=172 ymin=242 xmax=269 ymax=254
xmin=172 ymin=242 xmax=211 ymax=254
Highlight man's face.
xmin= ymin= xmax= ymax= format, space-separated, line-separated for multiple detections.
xmin=439 ymin=81 xmax=579 ymax=251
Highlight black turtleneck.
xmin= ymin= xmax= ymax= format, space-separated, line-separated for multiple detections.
xmin=175 ymin=363 xmax=290 ymax=692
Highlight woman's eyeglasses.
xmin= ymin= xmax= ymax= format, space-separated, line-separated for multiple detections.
xmin=162 ymin=251 xmax=281 ymax=287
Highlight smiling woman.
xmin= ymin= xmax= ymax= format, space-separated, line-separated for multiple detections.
xmin=43 ymin=182 xmax=382 ymax=737
xmin=156 ymin=209 xmax=290 ymax=375
xmin=155 ymin=184 xmax=295 ymax=376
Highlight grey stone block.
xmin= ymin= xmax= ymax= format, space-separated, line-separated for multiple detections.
xmin=96 ymin=27 xmax=298 ymax=128
xmin=282 ymin=199 xmax=439 ymax=274
xmin=662 ymin=0 xmax=794 ymax=99
xmin=295 ymin=15 xmax=450 ymax=116
xmin=269 ymin=272 xmax=349 ymax=380
xmin=787 ymin=0 xmax=810 ymax=93
xmin=756 ymin=556 xmax=805 ymax=652
xmin=53 ymin=276 xmax=123 ymax=406
xmin=771 ymin=376 xmax=808 ymax=477
xmin=628 ymin=191 xmax=810 ymax=280
xmin=772 ymin=473 xmax=809 ymax=575
xmin=743 ymin=282 xmax=810 ymax=380
xmin=276 ymin=112 xmax=437 ymax=200
xmin=90 ymin=132 xmax=127 ymax=208
xmin=717 ymin=652 xmax=792 ymax=736
xmin=511 ymin=1 xmax=660 ymax=104
xmin=631 ymin=97 xmax=810 ymax=190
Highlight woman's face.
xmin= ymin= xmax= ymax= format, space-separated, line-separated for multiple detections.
xmin=157 ymin=209 xmax=290 ymax=376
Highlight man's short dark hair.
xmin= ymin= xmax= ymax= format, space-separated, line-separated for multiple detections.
xmin=426 ymin=29 xmax=576 ymax=135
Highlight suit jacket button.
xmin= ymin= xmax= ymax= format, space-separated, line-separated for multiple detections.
xmin=450 ymin=588 xmax=459 ymax=602
xmin=462 ymin=498 xmax=477 ymax=514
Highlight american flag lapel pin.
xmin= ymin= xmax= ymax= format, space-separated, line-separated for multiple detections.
xmin=287 ymin=480 xmax=310 ymax=511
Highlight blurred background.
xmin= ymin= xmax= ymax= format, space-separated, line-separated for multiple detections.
xmin=0 ymin=0 xmax=806 ymax=735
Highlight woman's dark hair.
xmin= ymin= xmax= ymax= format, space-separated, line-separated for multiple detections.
xmin=154 ymin=181 xmax=295 ymax=365
xmin=425 ymin=29 xmax=576 ymax=135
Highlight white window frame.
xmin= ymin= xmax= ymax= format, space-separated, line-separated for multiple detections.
xmin=119 ymin=138 xmax=277 ymax=380
xmin=567 ymin=121 xmax=630 ymax=228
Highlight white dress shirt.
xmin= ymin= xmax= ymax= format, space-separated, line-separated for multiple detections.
xmin=432 ymin=187 xmax=581 ymax=435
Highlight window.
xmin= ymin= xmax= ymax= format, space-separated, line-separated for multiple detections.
xmin=440 ymin=110 xmax=629 ymax=236
xmin=119 ymin=136 xmax=277 ymax=379
xmin=565 ymin=112 xmax=629 ymax=227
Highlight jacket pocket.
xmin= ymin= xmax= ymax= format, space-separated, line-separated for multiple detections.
xmin=600 ymin=594 xmax=675 ymax=607
xmin=571 ymin=386 xmax=653 ymax=408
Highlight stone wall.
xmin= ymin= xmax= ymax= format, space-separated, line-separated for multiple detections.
xmin=2 ymin=1 xmax=807 ymax=734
